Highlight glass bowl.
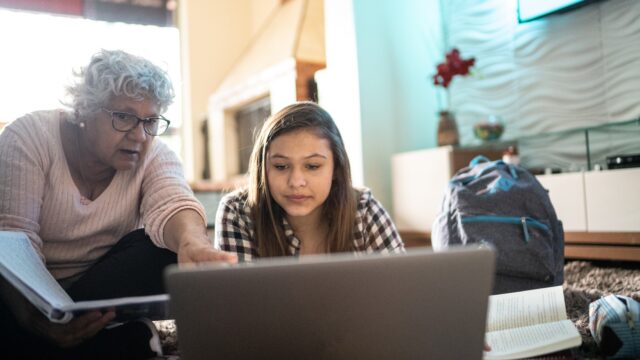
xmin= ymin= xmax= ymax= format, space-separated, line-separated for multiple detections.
xmin=473 ymin=116 xmax=504 ymax=141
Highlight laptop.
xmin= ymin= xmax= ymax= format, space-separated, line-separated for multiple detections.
xmin=165 ymin=246 xmax=495 ymax=360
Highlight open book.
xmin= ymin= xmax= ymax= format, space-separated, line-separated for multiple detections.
xmin=483 ymin=285 xmax=582 ymax=360
xmin=0 ymin=231 xmax=169 ymax=324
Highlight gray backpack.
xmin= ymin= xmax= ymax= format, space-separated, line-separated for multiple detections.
xmin=432 ymin=156 xmax=564 ymax=294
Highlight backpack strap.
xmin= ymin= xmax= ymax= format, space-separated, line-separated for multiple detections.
xmin=469 ymin=155 xmax=519 ymax=179
xmin=469 ymin=155 xmax=491 ymax=167
xmin=454 ymin=159 xmax=519 ymax=186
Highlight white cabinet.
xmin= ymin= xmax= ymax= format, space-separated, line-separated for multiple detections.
xmin=391 ymin=146 xmax=508 ymax=233
xmin=392 ymin=145 xmax=640 ymax=235
xmin=536 ymin=173 xmax=587 ymax=231
xmin=584 ymin=168 xmax=640 ymax=232
xmin=391 ymin=147 xmax=452 ymax=232
xmin=537 ymin=168 xmax=640 ymax=232
xmin=392 ymin=146 xmax=640 ymax=259
xmin=538 ymin=168 xmax=640 ymax=261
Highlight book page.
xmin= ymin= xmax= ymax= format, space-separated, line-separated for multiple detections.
xmin=0 ymin=232 xmax=73 ymax=311
xmin=486 ymin=286 xmax=566 ymax=332
xmin=484 ymin=319 xmax=581 ymax=360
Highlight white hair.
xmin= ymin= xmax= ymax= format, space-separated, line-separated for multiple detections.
xmin=64 ymin=49 xmax=174 ymax=123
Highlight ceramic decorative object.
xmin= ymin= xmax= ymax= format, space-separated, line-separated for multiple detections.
xmin=437 ymin=111 xmax=460 ymax=146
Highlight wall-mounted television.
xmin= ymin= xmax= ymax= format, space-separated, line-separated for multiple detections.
xmin=517 ymin=0 xmax=598 ymax=23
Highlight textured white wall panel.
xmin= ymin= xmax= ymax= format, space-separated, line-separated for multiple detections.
xmin=602 ymin=1 xmax=640 ymax=121
xmin=439 ymin=0 xmax=640 ymax=170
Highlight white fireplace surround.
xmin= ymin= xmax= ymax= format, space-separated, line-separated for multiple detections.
xmin=207 ymin=58 xmax=297 ymax=182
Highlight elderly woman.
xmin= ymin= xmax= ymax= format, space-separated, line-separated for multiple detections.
xmin=0 ymin=49 xmax=236 ymax=358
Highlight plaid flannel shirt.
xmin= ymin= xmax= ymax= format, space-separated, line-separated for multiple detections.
xmin=214 ymin=188 xmax=405 ymax=262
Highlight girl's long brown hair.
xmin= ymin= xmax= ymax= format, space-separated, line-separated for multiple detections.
xmin=247 ymin=101 xmax=357 ymax=257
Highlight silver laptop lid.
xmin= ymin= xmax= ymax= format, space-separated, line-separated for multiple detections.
xmin=165 ymin=246 xmax=495 ymax=360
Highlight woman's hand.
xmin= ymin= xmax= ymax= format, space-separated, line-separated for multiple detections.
xmin=164 ymin=209 xmax=238 ymax=265
xmin=177 ymin=238 xmax=238 ymax=264
xmin=1 ymin=277 xmax=114 ymax=347
xmin=30 ymin=309 xmax=115 ymax=348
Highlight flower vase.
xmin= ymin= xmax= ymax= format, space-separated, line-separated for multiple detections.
xmin=437 ymin=111 xmax=459 ymax=147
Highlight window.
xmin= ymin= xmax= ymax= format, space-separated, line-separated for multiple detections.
xmin=0 ymin=7 xmax=182 ymax=157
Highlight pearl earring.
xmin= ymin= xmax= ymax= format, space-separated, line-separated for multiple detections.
xmin=79 ymin=122 xmax=85 ymax=128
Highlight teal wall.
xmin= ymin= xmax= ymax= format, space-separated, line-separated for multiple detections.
xmin=335 ymin=0 xmax=640 ymax=212
xmin=351 ymin=0 xmax=444 ymax=212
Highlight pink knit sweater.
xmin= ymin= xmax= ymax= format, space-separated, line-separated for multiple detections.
xmin=0 ymin=110 xmax=206 ymax=280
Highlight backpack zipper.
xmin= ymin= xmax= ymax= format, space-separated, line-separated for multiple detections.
xmin=460 ymin=215 xmax=551 ymax=243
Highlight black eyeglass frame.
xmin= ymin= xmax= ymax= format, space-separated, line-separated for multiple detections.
xmin=101 ymin=108 xmax=171 ymax=136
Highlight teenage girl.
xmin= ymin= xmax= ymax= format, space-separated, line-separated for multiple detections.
xmin=214 ymin=101 xmax=404 ymax=261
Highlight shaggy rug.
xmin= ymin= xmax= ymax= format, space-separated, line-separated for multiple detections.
xmin=564 ymin=261 xmax=640 ymax=359
xmin=155 ymin=260 xmax=640 ymax=359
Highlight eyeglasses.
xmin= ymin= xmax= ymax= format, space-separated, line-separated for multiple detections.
xmin=101 ymin=108 xmax=171 ymax=136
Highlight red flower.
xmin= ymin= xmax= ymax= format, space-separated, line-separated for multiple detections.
xmin=433 ymin=48 xmax=475 ymax=88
